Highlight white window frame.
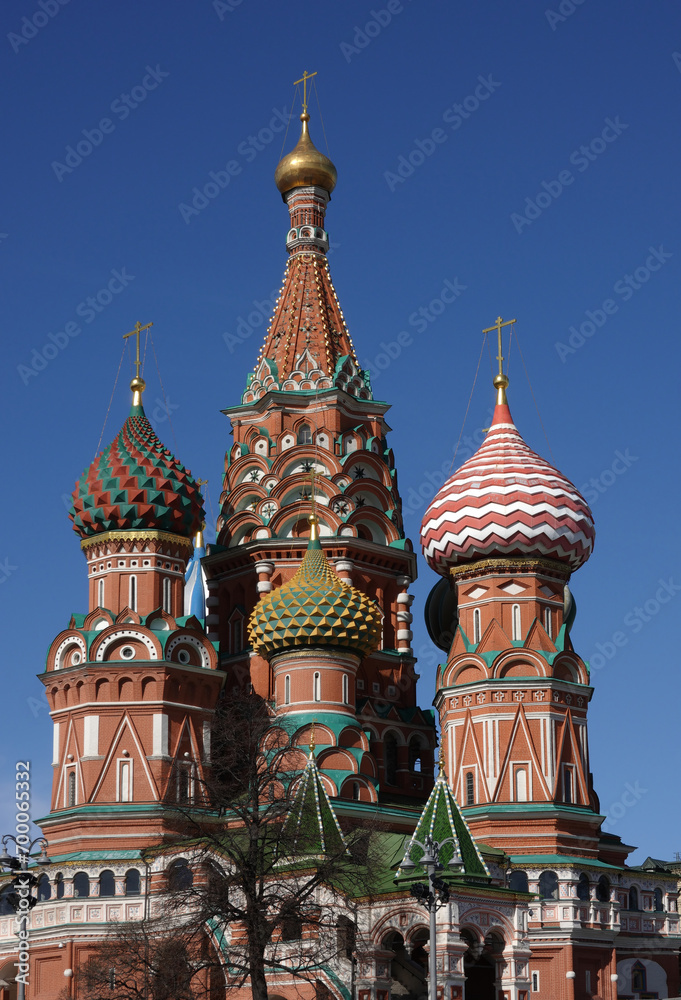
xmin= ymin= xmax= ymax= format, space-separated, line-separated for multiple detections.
xmin=514 ymin=763 xmax=530 ymax=802
xmin=163 ymin=577 xmax=172 ymax=614
xmin=531 ymin=970 xmax=539 ymax=992
xmin=129 ymin=575 xmax=137 ymax=612
xmin=473 ymin=607 xmax=481 ymax=643
xmin=284 ymin=674 xmax=291 ymax=705
xmin=313 ymin=672 xmax=321 ymax=702
xmin=117 ymin=758 xmax=133 ymax=802
xmin=544 ymin=606 xmax=553 ymax=638
xmin=342 ymin=674 xmax=349 ymax=705
xmin=98 ymin=578 xmax=105 ymax=608
xmin=563 ymin=764 xmax=575 ymax=804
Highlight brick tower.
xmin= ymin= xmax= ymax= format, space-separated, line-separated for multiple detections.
xmin=203 ymin=107 xmax=436 ymax=804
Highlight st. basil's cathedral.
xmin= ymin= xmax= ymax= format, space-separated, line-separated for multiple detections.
xmin=0 ymin=94 xmax=679 ymax=1000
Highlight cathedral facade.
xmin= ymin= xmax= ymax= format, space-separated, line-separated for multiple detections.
xmin=0 ymin=101 xmax=678 ymax=1000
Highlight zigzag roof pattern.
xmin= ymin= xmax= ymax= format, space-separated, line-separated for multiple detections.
xmin=70 ymin=400 xmax=204 ymax=539
xmin=421 ymin=396 xmax=595 ymax=575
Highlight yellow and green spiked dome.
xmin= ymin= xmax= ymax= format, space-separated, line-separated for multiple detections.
xmin=248 ymin=516 xmax=381 ymax=658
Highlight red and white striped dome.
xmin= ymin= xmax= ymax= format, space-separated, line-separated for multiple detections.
xmin=421 ymin=390 xmax=595 ymax=576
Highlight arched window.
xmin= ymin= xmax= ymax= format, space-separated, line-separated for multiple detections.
xmin=67 ymin=770 xmax=76 ymax=807
xmin=167 ymin=859 xmax=193 ymax=891
xmin=73 ymin=872 xmax=90 ymax=898
xmin=576 ymin=873 xmax=590 ymax=901
xmin=473 ymin=608 xmax=481 ymax=644
xmin=284 ymin=674 xmax=291 ymax=706
xmin=129 ymin=575 xmax=137 ymax=611
xmin=563 ymin=766 xmax=574 ymax=804
xmin=313 ymin=672 xmax=321 ymax=702
xmin=352 ymin=782 xmax=360 ymax=801
xmin=512 ymin=604 xmax=521 ymax=641
xmin=631 ymin=961 xmax=647 ymax=991
xmin=539 ymin=870 xmax=559 ymax=900
xmin=465 ymin=771 xmax=475 ymax=806
xmin=384 ymin=735 xmax=398 ymax=785
xmin=297 ymin=424 xmax=312 ymax=445
xmin=163 ymin=577 xmax=172 ymax=614
xmin=654 ymin=887 xmax=664 ymax=911
xmin=119 ymin=760 xmax=132 ymax=802
xmin=509 ymin=870 xmax=529 ymax=893
xmin=37 ymin=873 xmax=51 ymax=902
xmin=336 ymin=916 xmax=356 ymax=958
xmin=628 ymin=886 xmax=639 ymax=911
xmin=99 ymin=870 xmax=115 ymax=897
xmin=515 ymin=767 xmax=528 ymax=802
xmin=596 ymin=875 xmax=610 ymax=902
xmin=55 ymin=872 xmax=64 ymax=899
xmin=544 ymin=606 xmax=553 ymax=638
xmin=409 ymin=736 xmax=422 ymax=773
xmin=230 ymin=612 xmax=244 ymax=654
xmin=98 ymin=579 xmax=104 ymax=608
xmin=342 ymin=674 xmax=349 ymax=705
xmin=125 ymin=869 xmax=141 ymax=896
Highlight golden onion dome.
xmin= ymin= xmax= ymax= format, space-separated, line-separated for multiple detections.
xmin=275 ymin=112 xmax=337 ymax=195
xmin=248 ymin=517 xmax=381 ymax=659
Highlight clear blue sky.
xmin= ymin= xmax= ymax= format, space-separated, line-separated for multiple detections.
xmin=1 ymin=0 xmax=679 ymax=864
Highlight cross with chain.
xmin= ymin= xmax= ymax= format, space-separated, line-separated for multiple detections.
xmin=482 ymin=316 xmax=516 ymax=377
xmin=123 ymin=320 xmax=153 ymax=380
xmin=293 ymin=69 xmax=317 ymax=113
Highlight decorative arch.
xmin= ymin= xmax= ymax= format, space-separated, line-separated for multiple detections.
xmin=166 ymin=634 xmax=212 ymax=670
xmin=92 ymin=628 xmax=160 ymax=662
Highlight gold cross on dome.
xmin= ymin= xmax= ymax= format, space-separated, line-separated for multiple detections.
xmin=293 ymin=69 xmax=318 ymax=113
xmin=482 ymin=315 xmax=516 ymax=377
xmin=123 ymin=320 xmax=153 ymax=379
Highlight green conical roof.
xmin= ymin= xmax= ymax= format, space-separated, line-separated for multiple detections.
xmin=397 ymin=764 xmax=489 ymax=881
xmin=280 ymin=750 xmax=348 ymax=861
xmin=248 ymin=516 xmax=382 ymax=658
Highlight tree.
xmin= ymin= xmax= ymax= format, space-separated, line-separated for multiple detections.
xmin=71 ymin=694 xmax=384 ymax=1000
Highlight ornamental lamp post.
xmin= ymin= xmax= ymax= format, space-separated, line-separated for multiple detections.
xmin=399 ymin=834 xmax=463 ymax=1000
xmin=0 ymin=835 xmax=50 ymax=1000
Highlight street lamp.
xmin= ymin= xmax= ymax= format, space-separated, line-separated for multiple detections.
xmin=0 ymin=835 xmax=50 ymax=1000
xmin=399 ymin=834 xmax=463 ymax=1000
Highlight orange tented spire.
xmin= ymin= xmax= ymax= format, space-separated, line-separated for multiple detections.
xmin=243 ymin=111 xmax=371 ymax=404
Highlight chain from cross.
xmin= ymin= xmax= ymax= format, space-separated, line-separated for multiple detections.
xmin=123 ymin=321 xmax=153 ymax=380
xmin=293 ymin=69 xmax=317 ymax=113
xmin=482 ymin=316 xmax=516 ymax=377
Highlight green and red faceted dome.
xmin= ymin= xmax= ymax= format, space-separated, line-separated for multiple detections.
xmin=70 ymin=380 xmax=204 ymax=540
xmin=421 ymin=376 xmax=595 ymax=575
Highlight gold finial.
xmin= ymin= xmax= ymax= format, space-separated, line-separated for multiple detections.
xmin=438 ymin=744 xmax=446 ymax=779
xmin=309 ymin=721 xmax=316 ymax=758
xmin=123 ymin=320 xmax=153 ymax=402
xmin=482 ymin=315 xmax=515 ymax=405
xmin=307 ymin=468 xmax=321 ymax=541
xmin=294 ymin=69 xmax=318 ymax=114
